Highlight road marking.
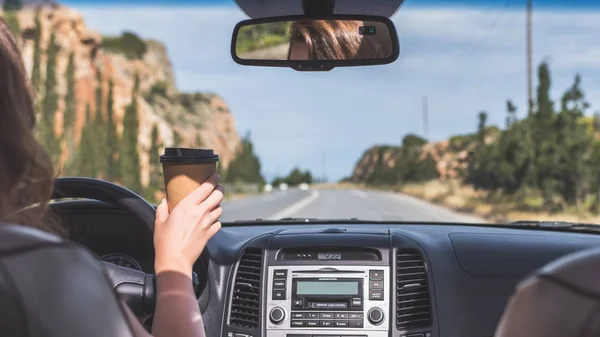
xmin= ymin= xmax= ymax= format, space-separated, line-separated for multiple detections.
xmin=268 ymin=190 xmax=320 ymax=220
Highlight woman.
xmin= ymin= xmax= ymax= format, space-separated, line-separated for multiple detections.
xmin=287 ymin=19 xmax=387 ymax=61
xmin=0 ymin=17 xmax=221 ymax=337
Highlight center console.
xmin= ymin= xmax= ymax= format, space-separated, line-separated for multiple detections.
xmin=266 ymin=263 xmax=390 ymax=337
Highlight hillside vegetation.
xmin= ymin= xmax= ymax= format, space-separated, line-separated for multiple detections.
xmin=1 ymin=3 xmax=266 ymax=203
xmin=351 ymin=61 xmax=600 ymax=222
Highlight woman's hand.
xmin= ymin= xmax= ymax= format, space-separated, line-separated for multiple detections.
xmin=153 ymin=173 xmax=224 ymax=275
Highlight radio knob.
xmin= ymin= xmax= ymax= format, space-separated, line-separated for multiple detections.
xmin=269 ymin=307 xmax=285 ymax=324
xmin=368 ymin=307 xmax=384 ymax=325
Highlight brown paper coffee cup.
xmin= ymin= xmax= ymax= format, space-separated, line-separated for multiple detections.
xmin=160 ymin=148 xmax=219 ymax=212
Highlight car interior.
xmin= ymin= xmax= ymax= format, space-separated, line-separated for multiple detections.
xmin=2 ymin=0 xmax=600 ymax=337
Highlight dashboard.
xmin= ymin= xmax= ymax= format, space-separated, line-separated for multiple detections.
xmin=53 ymin=200 xmax=600 ymax=337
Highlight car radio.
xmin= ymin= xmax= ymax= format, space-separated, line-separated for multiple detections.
xmin=266 ymin=266 xmax=390 ymax=337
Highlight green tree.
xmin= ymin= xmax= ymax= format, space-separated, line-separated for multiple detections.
xmin=76 ymin=104 xmax=98 ymax=178
xmin=121 ymin=74 xmax=142 ymax=193
xmin=2 ymin=11 xmax=20 ymax=38
xmin=106 ymin=79 xmax=120 ymax=182
xmin=3 ymin=0 xmax=22 ymax=11
xmin=146 ymin=124 xmax=163 ymax=199
xmin=94 ymin=70 xmax=108 ymax=177
xmin=31 ymin=10 xmax=42 ymax=94
xmin=506 ymin=100 xmax=517 ymax=128
xmin=41 ymin=31 xmax=60 ymax=165
xmin=173 ymin=131 xmax=182 ymax=146
xmin=60 ymin=52 xmax=77 ymax=176
xmin=2 ymin=0 xmax=21 ymax=37
xmin=63 ymin=52 xmax=76 ymax=131
xmin=281 ymin=168 xmax=313 ymax=186
xmin=225 ymin=132 xmax=265 ymax=185
xmin=552 ymin=74 xmax=594 ymax=205
xmin=476 ymin=111 xmax=488 ymax=147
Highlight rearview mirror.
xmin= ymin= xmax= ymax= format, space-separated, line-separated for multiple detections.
xmin=231 ymin=15 xmax=399 ymax=71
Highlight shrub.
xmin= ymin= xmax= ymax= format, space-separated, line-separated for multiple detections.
xmin=102 ymin=31 xmax=148 ymax=59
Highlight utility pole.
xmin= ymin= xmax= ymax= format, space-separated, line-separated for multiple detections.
xmin=422 ymin=96 xmax=429 ymax=141
xmin=526 ymin=0 xmax=533 ymax=117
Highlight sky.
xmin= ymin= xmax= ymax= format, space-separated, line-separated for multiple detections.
xmin=59 ymin=0 xmax=600 ymax=182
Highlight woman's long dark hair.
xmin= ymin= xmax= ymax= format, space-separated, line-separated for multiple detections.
xmin=0 ymin=17 xmax=62 ymax=235
xmin=289 ymin=20 xmax=384 ymax=60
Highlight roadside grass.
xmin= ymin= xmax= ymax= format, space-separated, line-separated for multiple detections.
xmin=398 ymin=180 xmax=600 ymax=224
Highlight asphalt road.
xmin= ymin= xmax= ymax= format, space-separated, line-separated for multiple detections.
xmin=221 ymin=188 xmax=485 ymax=223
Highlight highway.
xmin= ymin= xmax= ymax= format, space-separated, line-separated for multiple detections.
xmin=221 ymin=188 xmax=485 ymax=223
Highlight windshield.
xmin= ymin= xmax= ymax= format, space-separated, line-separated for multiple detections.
xmin=8 ymin=0 xmax=599 ymax=224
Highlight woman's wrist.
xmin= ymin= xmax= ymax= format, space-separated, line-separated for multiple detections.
xmin=155 ymin=255 xmax=193 ymax=276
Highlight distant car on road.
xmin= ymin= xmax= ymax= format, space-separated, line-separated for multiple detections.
xmin=279 ymin=183 xmax=288 ymax=191
xmin=298 ymin=183 xmax=309 ymax=191
xmin=264 ymin=184 xmax=273 ymax=192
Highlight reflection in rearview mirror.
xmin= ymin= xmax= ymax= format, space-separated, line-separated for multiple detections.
xmin=235 ymin=19 xmax=394 ymax=62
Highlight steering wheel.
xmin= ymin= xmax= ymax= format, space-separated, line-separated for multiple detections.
xmin=52 ymin=177 xmax=163 ymax=316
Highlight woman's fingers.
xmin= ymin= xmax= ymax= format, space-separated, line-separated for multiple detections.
xmin=155 ymin=199 xmax=169 ymax=224
xmin=175 ymin=173 xmax=220 ymax=209
xmin=197 ymin=185 xmax=224 ymax=212
xmin=208 ymin=205 xmax=223 ymax=223
xmin=207 ymin=221 xmax=222 ymax=237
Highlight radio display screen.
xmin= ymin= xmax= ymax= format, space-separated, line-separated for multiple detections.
xmin=295 ymin=280 xmax=360 ymax=296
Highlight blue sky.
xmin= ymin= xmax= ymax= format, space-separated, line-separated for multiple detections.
xmin=62 ymin=0 xmax=600 ymax=182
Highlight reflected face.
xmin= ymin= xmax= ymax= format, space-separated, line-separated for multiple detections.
xmin=289 ymin=39 xmax=310 ymax=60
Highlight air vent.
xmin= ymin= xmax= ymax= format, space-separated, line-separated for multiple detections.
xmin=396 ymin=249 xmax=432 ymax=329
xmin=230 ymin=248 xmax=263 ymax=329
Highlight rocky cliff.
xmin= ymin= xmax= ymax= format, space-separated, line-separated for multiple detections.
xmin=350 ymin=130 xmax=499 ymax=183
xmin=8 ymin=4 xmax=241 ymax=186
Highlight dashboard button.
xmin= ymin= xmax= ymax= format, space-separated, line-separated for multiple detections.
xmin=320 ymin=320 xmax=333 ymax=327
xmin=369 ymin=270 xmax=384 ymax=280
xmin=293 ymin=299 xmax=303 ymax=307
xmin=274 ymin=270 xmax=287 ymax=278
xmin=367 ymin=308 xmax=384 ymax=325
xmin=320 ymin=312 xmax=334 ymax=319
xmin=351 ymin=298 xmax=362 ymax=307
xmin=273 ymin=290 xmax=286 ymax=300
xmin=369 ymin=291 xmax=383 ymax=300
xmin=307 ymin=321 xmax=318 ymax=327
xmin=273 ymin=279 xmax=286 ymax=288
xmin=334 ymin=313 xmax=348 ymax=319
xmin=291 ymin=320 xmax=305 ymax=327
xmin=269 ymin=307 xmax=286 ymax=324
xmin=335 ymin=320 xmax=348 ymax=327
xmin=306 ymin=313 xmax=319 ymax=319
xmin=348 ymin=320 xmax=363 ymax=328
xmin=291 ymin=312 xmax=304 ymax=319
xmin=369 ymin=280 xmax=383 ymax=289
xmin=349 ymin=313 xmax=363 ymax=319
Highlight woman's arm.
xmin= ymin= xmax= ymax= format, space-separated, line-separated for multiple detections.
xmin=129 ymin=173 xmax=222 ymax=337
xmin=121 ymin=271 xmax=205 ymax=337
xmin=151 ymin=271 xmax=205 ymax=337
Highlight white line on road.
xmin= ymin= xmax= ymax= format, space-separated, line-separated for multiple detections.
xmin=268 ymin=190 xmax=320 ymax=220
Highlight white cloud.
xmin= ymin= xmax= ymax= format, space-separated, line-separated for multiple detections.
xmin=71 ymin=5 xmax=600 ymax=181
